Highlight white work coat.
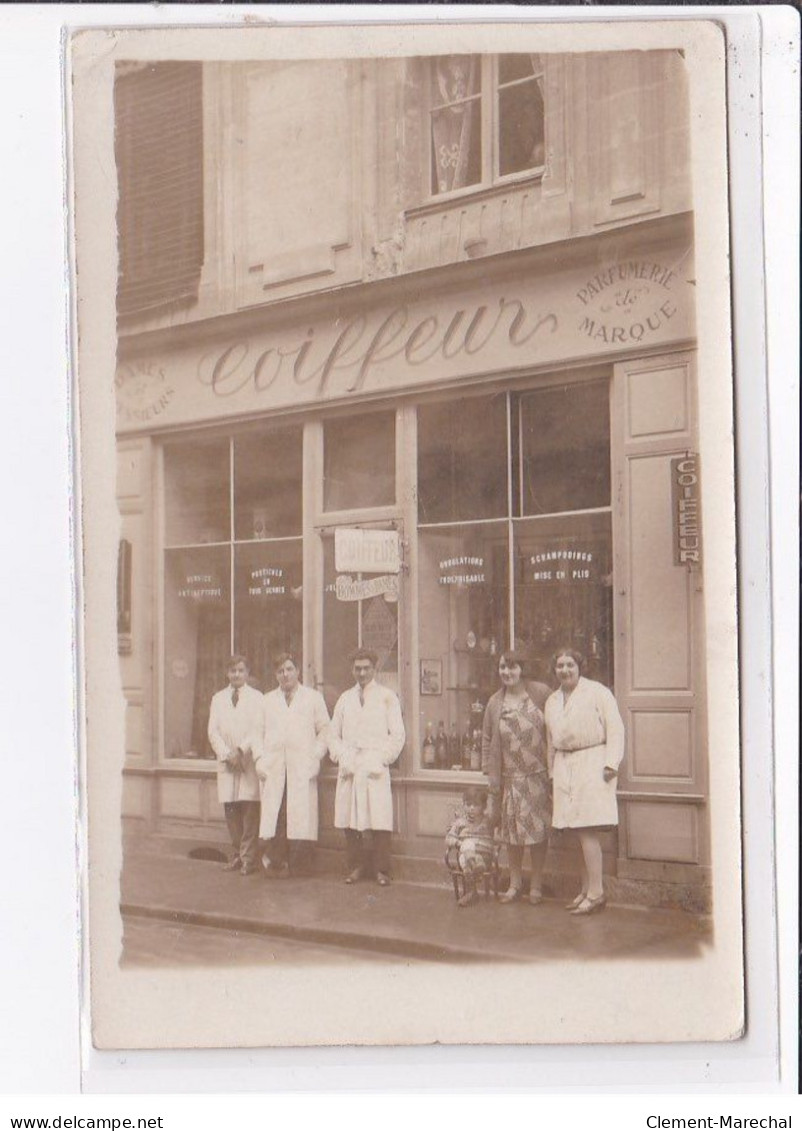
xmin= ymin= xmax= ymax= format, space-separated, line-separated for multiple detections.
xmin=329 ymin=680 xmax=405 ymax=832
xmin=255 ymin=684 xmax=330 ymax=841
xmin=207 ymin=683 xmax=263 ymax=804
xmin=545 ymin=677 xmax=625 ymax=829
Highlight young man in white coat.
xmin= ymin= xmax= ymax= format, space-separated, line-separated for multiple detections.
xmin=255 ymin=652 xmax=330 ymax=878
xmin=329 ymin=649 xmax=405 ymax=886
xmin=207 ymin=655 xmax=263 ymax=875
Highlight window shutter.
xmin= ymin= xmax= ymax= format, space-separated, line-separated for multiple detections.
xmin=114 ymin=62 xmax=204 ymax=317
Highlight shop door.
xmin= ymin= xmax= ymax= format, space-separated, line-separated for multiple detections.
xmin=317 ymin=523 xmax=403 ymax=714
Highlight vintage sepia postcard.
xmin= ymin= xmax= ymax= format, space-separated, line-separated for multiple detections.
xmin=70 ymin=17 xmax=744 ymax=1050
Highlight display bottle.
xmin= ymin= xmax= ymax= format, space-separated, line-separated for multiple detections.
xmin=470 ymin=727 xmax=482 ymax=772
xmin=461 ymin=716 xmax=473 ymax=770
xmin=489 ymin=636 xmax=498 ymax=657
xmin=435 ymin=721 xmax=448 ymax=769
xmin=422 ymin=722 xmax=436 ymax=769
xmin=449 ymin=722 xmax=460 ymax=768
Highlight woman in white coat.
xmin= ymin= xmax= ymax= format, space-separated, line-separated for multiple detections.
xmin=255 ymin=653 xmax=330 ymax=878
xmin=545 ymin=648 xmax=625 ymax=916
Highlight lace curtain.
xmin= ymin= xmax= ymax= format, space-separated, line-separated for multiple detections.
xmin=431 ymin=56 xmax=480 ymax=194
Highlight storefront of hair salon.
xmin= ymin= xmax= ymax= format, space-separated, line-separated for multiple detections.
xmin=117 ymin=226 xmax=707 ymax=912
xmin=116 ymin=54 xmax=708 ymax=912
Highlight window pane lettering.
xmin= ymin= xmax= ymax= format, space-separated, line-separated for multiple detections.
xmin=233 ymin=540 xmax=302 ymax=682
xmin=513 ymin=513 xmax=614 ymax=688
xmin=418 ymin=522 xmax=509 ymax=770
xmin=164 ymin=545 xmax=231 ymax=759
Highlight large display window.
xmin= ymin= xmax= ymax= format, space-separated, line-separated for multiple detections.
xmin=159 ymin=379 xmax=611 ymax=768
xmin=416 ymin=379 xmax=613 ymax=772
xmin=162 ymin=427 xmax=302 ymax=760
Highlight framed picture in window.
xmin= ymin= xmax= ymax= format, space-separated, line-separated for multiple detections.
xmin=419 ymin=658 xmax=442 ymax=696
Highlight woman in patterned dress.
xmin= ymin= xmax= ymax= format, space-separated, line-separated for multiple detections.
xmin=544 ymin=648 xmax=626 ymax=916
xmin=482 ymin=651 xmax=552 ymax=905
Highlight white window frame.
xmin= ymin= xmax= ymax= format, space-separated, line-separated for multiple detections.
xmin=426 ymin=53 xmax=547 ymax=204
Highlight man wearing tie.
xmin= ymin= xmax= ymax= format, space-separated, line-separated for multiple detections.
xmin=207 ymin=655 xmax=263 ymax=875
xmin=329 ymin=649 xmax=406 ymax=886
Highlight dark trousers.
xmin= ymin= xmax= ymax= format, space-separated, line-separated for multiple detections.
xmin=344 ymin=829 xmax=391 ymax=876
xmin=223 ymin=800 xmax=260 ymax=868
xmin=263 ymin=785 xmax=315 ymax=874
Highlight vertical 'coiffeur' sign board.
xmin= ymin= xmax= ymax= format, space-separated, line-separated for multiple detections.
xmin=671 ymin=454 xmax=702 ymax=566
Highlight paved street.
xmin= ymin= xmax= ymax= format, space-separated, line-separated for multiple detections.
xmin=121 ymin=848 xmax=711 ymax=964
xmin=123 ymin=915 xmax=413 ymax=965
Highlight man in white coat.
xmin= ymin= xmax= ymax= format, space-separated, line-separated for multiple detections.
xmin=207 ymin=655 xmax=263 ymax=875
xmin=329 ymin=649 xmax=405 ymax=886
xmin=255 ymin=652 xmax=330 ymax=878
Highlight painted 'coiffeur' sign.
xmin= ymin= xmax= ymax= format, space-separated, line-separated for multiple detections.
xmin=116 ymin=241 xmax=695 ymax=432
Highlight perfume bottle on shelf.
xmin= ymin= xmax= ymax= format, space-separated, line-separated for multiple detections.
xmin=435 ymin=721 xmax=448 ymax=769
xmin=449 ymin=722 xmax=460 ymax=769
xmin=422 ymin=721 xmax=436 ymax=769
xmin=461 ymin=716 xmax=473 ymax=770
xmin=470 ymin=727 xmax=482 ymax=772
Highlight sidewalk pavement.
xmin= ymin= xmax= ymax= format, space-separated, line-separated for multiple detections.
xmin=121 ymin=846 xmax=712 ymax=964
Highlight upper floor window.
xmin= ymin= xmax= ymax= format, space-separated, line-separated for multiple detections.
xmin=429 ymin=54 xmax=545 ymax=197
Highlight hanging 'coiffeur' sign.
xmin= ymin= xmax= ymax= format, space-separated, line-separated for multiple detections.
xmin=671 ymin=455 xmax=702 ymax=566
xmin=334 ymin=528 xmax=400 ymax=574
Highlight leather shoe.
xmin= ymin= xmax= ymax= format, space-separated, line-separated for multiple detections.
xmin=376 ymin=872 xmax=392 ymax=887
xmin=344 ymin=868 xmax=364 ymax=884
xmin=262 ymin=860 xmax=289 ymax=880
xmin=222 ymin=858 xmax=241 ymax=872
xmin=498 ymin=886 xmax=522 ymax=904
xmin=240 ymin=863 xmax=259 ymax=876
xmin=569 ymin=894 xmax=607 ymax=916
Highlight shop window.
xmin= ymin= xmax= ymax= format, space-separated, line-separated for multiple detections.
xmin=513 ymin=512 xmax=613 ymax=688
xmin=114 ymin=62 xmax=204 ymax=317
xmin=323 ymin=411 xmax=396 ymax=511
xmin=234 ymin=427 xmax=302 ymax=539
xmin=417 ymin=522 xmax=509 ymax=770
xmin=164 ymin=545 xmax=231 ymax=760
xmin=234 ymin=541 xmax=303 ymax=688
xmin=164 ymin=439 xmax=230 ymax=547
xmin=415 ymin=380 xmax=613 ymax=774
xmin=162 ymin=428 xmax=303 ymax=760
xmin=429 ymin=54 xmax=545 ymax=197
xmin=518 ymin=381 xmax=610 ymax=515
xmin=417 ymin=393 xmax=507 ymax=524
